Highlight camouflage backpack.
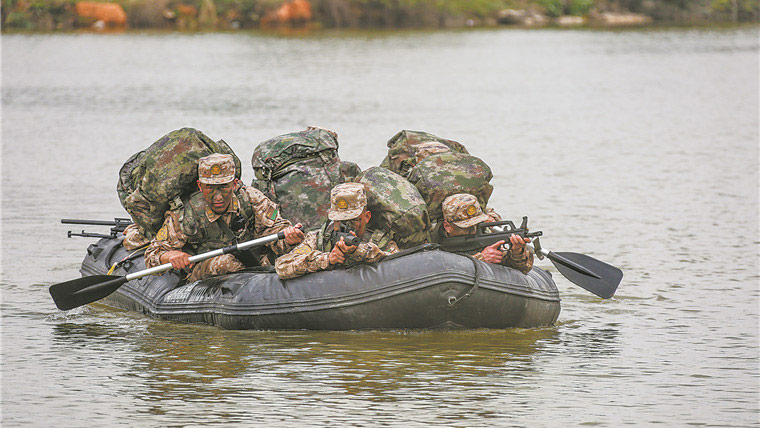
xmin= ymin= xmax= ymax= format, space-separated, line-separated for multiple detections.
xmin=117 ymin=128 xmax=242 ymax=239
xmin=251 ymin=127 xmax=360 ymax=229
xmin=405 ymin=152 xmax=493 ymax=223
xmin=355 ymin=167 xmax=430 ymax=249
xmin=379 ymin=130 xmax=469 ymax=177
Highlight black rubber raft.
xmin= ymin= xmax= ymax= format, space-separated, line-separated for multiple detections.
xmin=80 ymin=237 xmax=561 ymax=330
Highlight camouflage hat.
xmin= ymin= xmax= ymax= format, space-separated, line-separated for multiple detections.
xmin=199 ymin=153 xmax=236 ymax=184
xmin=442 ymin=193 xmax=490 ymax=228
xmin=414 ymin=142 xmax=451 ymax=163
xmin=329 ymin=182 xmax=367 ymax=221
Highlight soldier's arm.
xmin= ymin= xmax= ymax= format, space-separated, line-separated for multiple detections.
xmin=501 ymin=247 xmax=534 ymax=274
xmin=144 ymin=212 xmax=189 ymax=269
xmin=274 ymin=232 xmax=330 ymax=279
xmin=240 ymin=186 xmax=294 ymax=256
xmin=348 ymin=239 xmax=399 ymax=264
xmin=122 ymin=224 xmax=150 ymax=250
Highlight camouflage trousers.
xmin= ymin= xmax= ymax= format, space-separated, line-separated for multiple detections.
xmin=187 ymin=254 xmax=245 ymax=282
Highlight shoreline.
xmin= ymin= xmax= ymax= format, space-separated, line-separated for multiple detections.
xmin=2 ymin=0 xmax=758 ymax=33
xmin=3 ymin=21 xmax=758 ymax=37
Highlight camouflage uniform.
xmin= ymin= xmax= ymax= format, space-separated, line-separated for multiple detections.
xmin=440 ymin=193 xmax=533 ymax=274
xmin=275 ymin=183 xmax=399 ymax=280
xmin=118 ymin=127 xmax=241 ymax=239
xmin=145 ymin=154 xmax=295 ymax=282
xmin=122 ymin=224 xmax=150 ymax=250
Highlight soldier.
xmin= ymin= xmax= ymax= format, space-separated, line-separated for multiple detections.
xmin=438 ymin=193 xmax=533 ymax=274
xmin=275 ymin=182 xmax=399 ymax=280
xmin=145 ymin=153 xmax=304 ymax=282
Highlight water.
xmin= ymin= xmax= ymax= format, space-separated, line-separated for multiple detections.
xmin=2 ymin=27 xmax=758 ymax=427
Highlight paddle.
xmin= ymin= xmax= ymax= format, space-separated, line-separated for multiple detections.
xmin=50 ymin=229 xmax=293 ymax=311
xmin=528 ymin=238 xmax=623 ymax=299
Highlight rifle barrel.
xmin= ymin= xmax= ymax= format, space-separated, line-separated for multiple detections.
xmin=61 ymin=218 xmax=132 ymax=226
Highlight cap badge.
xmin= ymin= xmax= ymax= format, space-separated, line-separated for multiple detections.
xmin=336 ymin=198 xmax=349 ymax=209
xmin=466 ymin=205 xmax=478 ymax=216
xmin=210 ymin=165 xmax=222 ymax=175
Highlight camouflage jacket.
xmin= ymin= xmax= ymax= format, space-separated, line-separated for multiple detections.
xmin=145 ymin=185 xmax=294 ymax=269
xmin=275 ymin=222 xmax=399 ymax=280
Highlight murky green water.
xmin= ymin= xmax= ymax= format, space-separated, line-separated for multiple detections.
xmin=2 ymin=27 xmax=758 ymax=426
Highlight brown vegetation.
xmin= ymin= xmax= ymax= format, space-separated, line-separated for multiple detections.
xmin=74 ymin=1 xmax=127 ymax=26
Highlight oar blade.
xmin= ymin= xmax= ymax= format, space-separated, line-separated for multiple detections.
xmin=547 ymin=252 xmax=623 ymax=299
xmin=49 ymin=275 xmax=128 ymax=311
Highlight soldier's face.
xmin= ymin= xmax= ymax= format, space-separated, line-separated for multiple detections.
xmin=198 ymin=181 xmax=236 ymax=214
xmin=348 ymin=210 xmax=371 ymax=238
xmin=443 ymin=221 xmax=476 ymax=237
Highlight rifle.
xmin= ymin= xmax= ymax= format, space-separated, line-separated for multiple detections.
xmin=438 ymin=216 xmax=624 ymax=299
xmin=438 ymin=216 xmax=543 ymax=253
xmin=331 ymin=222 xmax=360 ymax=247
xmin=61 ymin=218 xmax=133 ymax=239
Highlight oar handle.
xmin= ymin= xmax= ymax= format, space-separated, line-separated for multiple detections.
xmin=527 ymin=243 xmax=549 ymax=258
xmin=124 ymin=231 xmax=285 ymax=282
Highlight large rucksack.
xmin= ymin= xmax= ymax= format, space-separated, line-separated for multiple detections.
xmin=355 ymin=167 xmax=431 ymax=249
xmin=405 ymin=152 xmax=493 ymax=223
xmin=379 ymin=130 xmax=469 ymax=177
xmin=117 ymin=128 xmax=242 ymax=239
xmin=251 ymin=127 xmax=359 ymax=229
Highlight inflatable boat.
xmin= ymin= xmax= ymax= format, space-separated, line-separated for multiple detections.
xmin=74 ymin=236 xmax=561 ymax=330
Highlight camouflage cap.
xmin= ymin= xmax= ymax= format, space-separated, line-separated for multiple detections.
xmin=414 ymin=141 xmax=451 ymax=163
xmin=442 ymin=193 xmax=490 ymax=228
xmin=329 ymin=182 xmax=367 ymax=221
xmin=198 ymin=153 xmax=236 ymax=184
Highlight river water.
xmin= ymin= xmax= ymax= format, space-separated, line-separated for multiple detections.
xmin=2 ymin=27 xmax=758 ymax=426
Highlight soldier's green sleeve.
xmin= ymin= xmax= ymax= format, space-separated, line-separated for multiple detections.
xmin=274 ymin=231 xmax=331 ymax=279
xmin=240 ymin=185 xmax=294 ymax=256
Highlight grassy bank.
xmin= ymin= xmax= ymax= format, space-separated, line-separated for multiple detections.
xmin=2 ymin=0 xmax=758 ymax=32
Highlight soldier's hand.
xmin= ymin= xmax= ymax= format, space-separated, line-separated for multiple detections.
xmin=337 ymin=234 xmax=357 ymax=255
xmin=329 ymin=238 xmax=347 ymax=265
xmin=283 ymin=224 xmax=305 ymax=245
xmin=508 ymin=234 xmax=530 ymax=256
xmin=482 ymin=241 xmax=506 ymax=264
xmin=163 ymin=250 xmax=194 ymax=270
